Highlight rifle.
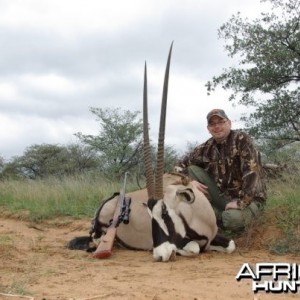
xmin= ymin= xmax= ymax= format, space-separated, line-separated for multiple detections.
xmin=93 ymin=172 xmax=131 ymax=259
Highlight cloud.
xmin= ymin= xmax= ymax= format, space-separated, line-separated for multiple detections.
xmin=0 ymin=0 xmax=266 ymax=160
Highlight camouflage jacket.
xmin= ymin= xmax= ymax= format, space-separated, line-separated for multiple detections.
xmin=178 ymin=130 xmax=267 ymax=209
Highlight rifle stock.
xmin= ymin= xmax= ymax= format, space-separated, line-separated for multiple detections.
xmin=93 ymin=172 xmax=129 ymax=259
xmin=93 ymin=227 xmax=117 ymax=258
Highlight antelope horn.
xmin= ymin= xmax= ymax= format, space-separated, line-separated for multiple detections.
xmin=154 ymin=42 xmax=173 ymax=200
xmin=143 ymin=62 xmax=155 ymax=199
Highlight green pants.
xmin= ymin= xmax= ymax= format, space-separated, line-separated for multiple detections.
xmin=188 ymin=165 xmax=263 ymax=232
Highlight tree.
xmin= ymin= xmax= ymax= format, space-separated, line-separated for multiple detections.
xmin=65 ymin=143 xmax=99 ymax=174
xmin=1 ymin=143 xmax=99 ymax=179
xmin=15 ymin=144 xmax=67 ymax=179
xmin=75 ymin=107 xmax=144 ymax=179
xmin=206 ymin=0 xmax=300 ymax=149
xmin=75 ymin=107 xmax=181 ymax=180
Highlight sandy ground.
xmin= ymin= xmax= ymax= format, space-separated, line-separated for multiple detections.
xmin=0 ymin=215 xmax=299 ymax=300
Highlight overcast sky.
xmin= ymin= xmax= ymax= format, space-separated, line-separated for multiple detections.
xmin=0 ymin=0 xmax=269 ymax=160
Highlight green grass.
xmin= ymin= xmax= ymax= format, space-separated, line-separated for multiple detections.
xmin=0 ymin=171 xmax=299 ymax=255
xmin=0 ymin=174 xmax=140 ymax=222
xmin=263 ymin=172 xmax=300 ymax=255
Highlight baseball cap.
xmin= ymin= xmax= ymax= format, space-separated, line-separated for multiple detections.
xmin=206 ymin=109 xmax=229 ymax=122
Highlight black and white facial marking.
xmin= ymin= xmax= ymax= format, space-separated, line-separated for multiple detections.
xmin=147 ymin=186 xmax=211 ymax=261
xmin=148 ymin=199 xmax=177 ymax=262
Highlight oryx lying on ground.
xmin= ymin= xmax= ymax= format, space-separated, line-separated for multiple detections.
xmin=68 ymin=44 xmax=235 ymax=261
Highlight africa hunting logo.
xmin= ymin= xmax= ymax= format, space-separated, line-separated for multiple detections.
xmin=236 ymin=263 xmax=300 ymax=293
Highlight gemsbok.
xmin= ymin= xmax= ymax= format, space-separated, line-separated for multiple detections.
xmin=68 ymin=43 xmax=236 ymax=261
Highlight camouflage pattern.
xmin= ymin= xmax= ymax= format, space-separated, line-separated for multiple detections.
xmin=178 ymin=130 xmax=267 ymax=210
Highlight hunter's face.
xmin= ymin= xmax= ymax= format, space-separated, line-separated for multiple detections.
xmin=207 ymin=116 xmax=231 ymax=143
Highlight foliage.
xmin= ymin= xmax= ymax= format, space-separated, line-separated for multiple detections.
xmin=259 ymin=140 xmax=300 ymax=164
xmin=265 ymin=170 xmax=300 ymax=254
xmin=162 ymin=145 xmax=180 ymax=172
xmin=242 ymin=90 xmax=300 ymax=146
xmin=206 ymin=0 xmax=300 ymax=150
xmin=75 ymin=107 xmax=144 ymax=179
xmin=75 ymin=107 xmax=180 ymax=180
xmin=0 ymin=143 xmax=99 ymax=180
xmin=0 ymin=156 xmax=4 ymax=171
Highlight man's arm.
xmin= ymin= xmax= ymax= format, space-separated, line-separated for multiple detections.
xmin=176 ymin=144 xmax=207 ymax=174
xmin=236 ymin=133 xmax=267 ymax=209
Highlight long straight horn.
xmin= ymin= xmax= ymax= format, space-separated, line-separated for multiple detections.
xmin=154 ymin=42 xmax=173 ymax=200
xmin=143 ymin=62 xmax=155 ymax=199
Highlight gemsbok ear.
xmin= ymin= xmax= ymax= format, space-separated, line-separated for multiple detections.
xmin=176 ymin=188 xmax=195 ymax=203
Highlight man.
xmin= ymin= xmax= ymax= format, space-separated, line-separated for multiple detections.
xmin=177 ymin=109 xmax=266 ymax=232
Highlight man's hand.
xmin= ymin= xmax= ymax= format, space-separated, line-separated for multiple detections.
xmin=191 ymin=180 xmax=208 ymax=195
xmin=225 ymin=200 xmax=239 ymax=210
xmin=173 ymin=166 xmax=183 ymax=173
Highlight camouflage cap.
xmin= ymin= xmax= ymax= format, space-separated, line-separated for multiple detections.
xmin=206 ymin=109 xmax=229 ymax=122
